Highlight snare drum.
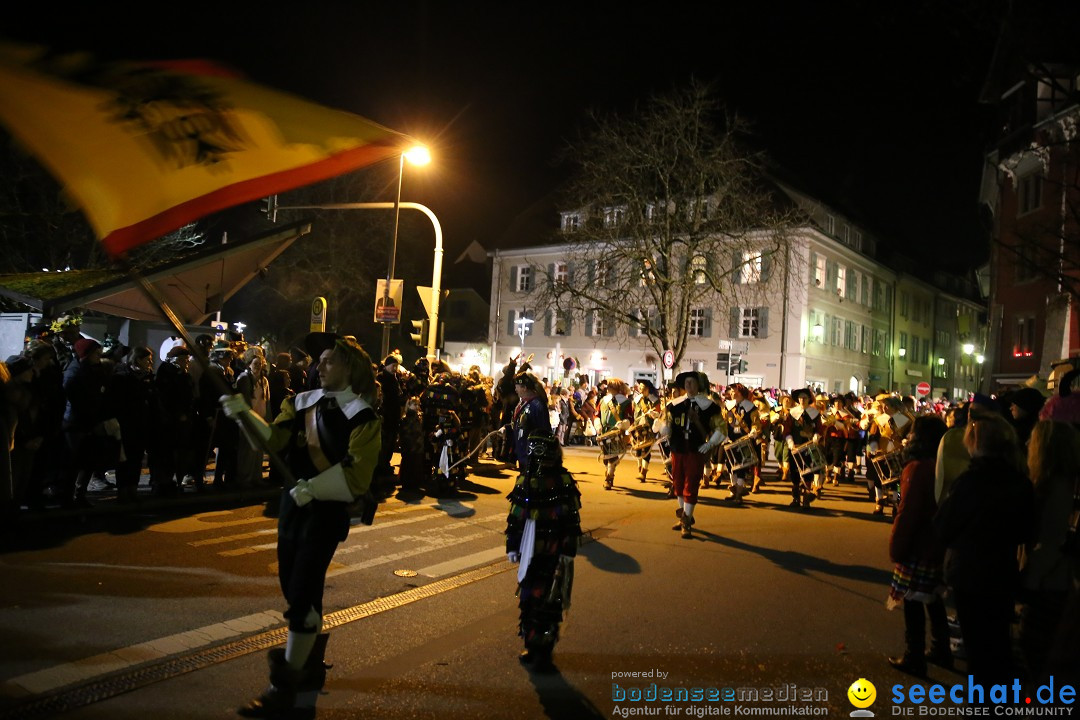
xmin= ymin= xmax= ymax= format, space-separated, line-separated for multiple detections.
xmin=871 ymin=450 xmax=905 ymax=485
xmin=791 ymin=440 xmax=826 ymax=478
xmin=597 ymin=428 xmax=629 ymax=461
xmin=629 ymin=424 xmax=656 ymax=457
xmin=723 ymin=434 xmax=759 ymax=472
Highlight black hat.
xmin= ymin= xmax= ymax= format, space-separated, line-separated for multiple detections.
xmin=791 ymin=388 xmax=814 ymax=403
xmin=637 ymin=378 xmax=658 ymax=395
xmin=674 ymin=371 xmax=709 ymax=391
xmin=5 ymin=355 xmax=32 ymax=377
xmin=167 ymin=345 xmax=192 ymax=358
xmin=513 ymin=370 xmax=544 ymax=394
xmin=304 ymin=331 xmax=341 ymax=358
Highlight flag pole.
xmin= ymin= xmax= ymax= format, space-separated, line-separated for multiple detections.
xmin=120 ymin=260 xmax=297 ymax=488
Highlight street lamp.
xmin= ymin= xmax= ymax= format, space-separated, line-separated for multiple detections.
xmin=962 ymin=343 xmax=975 ymax=355
xmin=382 ymin=145 xmax=432 ymax=358
xmin=514 ymin=312 xmax=534 ymax=346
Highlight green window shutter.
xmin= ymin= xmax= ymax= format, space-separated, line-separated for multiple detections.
xmin=545 ymin=311 xmax=553 ymax=336
xmin=809 ymin=251 xmax=818 ymax=285
xmin=846 ymin=270 xmax=856 ymax=299
xmin=585 ymin=311 xmax=594 ymax=337
xmin=732 ymin=250 xmax=744 ymax=283
xmin=729 ymin=307 xmax=740 ymax=338
xmin=758 ymin=308 xmax=769 ymax=338
xmin=509 ymin=266 xmax=518 ymax=292
xmin=604 ymin=312 xmax=616 ymax=337
xmin=826 ymin=260 xmax=837 ymax=288
xmin=507 ymin=310 xmax=516 ymax=337
xmin=703 ymin=308 xmax=713 ymax=338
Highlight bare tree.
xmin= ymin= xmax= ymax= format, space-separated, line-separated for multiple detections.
xmin=531 ymin=81 xmax=802 ymax=368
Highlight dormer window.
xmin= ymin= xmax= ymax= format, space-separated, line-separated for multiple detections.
xmin=603 ymin=206 xmax=626 ymax=228
xmin=561 ymin=213 xmax=581 ymax=232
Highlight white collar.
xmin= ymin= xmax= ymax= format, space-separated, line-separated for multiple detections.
xmin=724 ymin=399 xmax=737 ymax=410
xmin=740 ymin=399 xmax=755 ymax=412
xmin=684 ymin=395 xmax=713 ymax=410
xmin=294 ymin=388 xmax=371 ymax=419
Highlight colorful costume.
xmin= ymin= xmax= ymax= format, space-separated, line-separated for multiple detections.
xmin=505 ymin=432 xmax=582 ymax=671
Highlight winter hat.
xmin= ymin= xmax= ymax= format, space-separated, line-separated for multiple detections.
xmin=74 ymin=338 xmax=101 ymax=361
xmin=1009 ymin=387 xmax=1047 ymax=416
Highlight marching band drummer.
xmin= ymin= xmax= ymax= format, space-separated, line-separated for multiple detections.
xmin=598 ymin=378 xmax=633 ymax=491
xmin=872 ymin=395 xmax=915 ymax=515
xmin=631 ymin=380 xmax=661 ymax=483
xmin=751 ymin=392 xmax=773 ymax=493
xmin=662 ymin=371 xmax=725 ymax=539
xmin=782 ymin=388 xmax=824 ymax=509
xmin=722 ymin=384 xmax=759 ymax=505
xmin=822 ymin=396 xmax=852 ymax=493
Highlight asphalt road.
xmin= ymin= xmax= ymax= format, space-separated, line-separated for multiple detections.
xmin=0 ymin=448 xmax=953 ymax=720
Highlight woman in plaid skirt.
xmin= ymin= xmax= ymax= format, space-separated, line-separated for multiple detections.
xmin=886 ymin=415 xmax=949 ymax=677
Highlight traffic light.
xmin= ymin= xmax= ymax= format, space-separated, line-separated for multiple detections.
xmin=409 ymin=319 xmax=429 ymax=347
xmin=731 ymin=355 xmax=748 ymax=374
xmin=716 ymin=352 xmax=729 ymax=373
xmin=261 ymin=195 xmax=278 ymax=222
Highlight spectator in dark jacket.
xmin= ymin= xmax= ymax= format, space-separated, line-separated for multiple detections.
xmin=6 ymin=355 xmax=40 ymax=509
xmin=375 ymin=354 xmax=403 ymax=484
xmin=105 ymin=347 xmax=156 ymax=503
xmin=887 ymin=415 xmax=950 ymax=677
xmin=59 ymin=338 xmax=111 ymax=507
xmin=151 ymin=346 xmax=195 ymax=495
xmin=934 ymin=413 xmax=1034 ymax=689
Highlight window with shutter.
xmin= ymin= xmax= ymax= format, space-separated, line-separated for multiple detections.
xmin=758 ymin=307 xmax=769 ymax=338
xmin=689 ymin=308 xmax=707 ymax=337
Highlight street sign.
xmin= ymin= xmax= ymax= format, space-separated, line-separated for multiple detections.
xmin=662 ymin=349 xmax=675 ymax=369
xmin=309 ymin=296 xmax=327 ymax=332
xmin=374 ymin=279 xmax=403 ymax=323
xmin=916 ymin=381 xmax=931 ymax=397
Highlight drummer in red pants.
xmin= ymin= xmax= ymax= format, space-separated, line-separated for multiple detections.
xmin=662 ymin=371 xmax=725 ymax=539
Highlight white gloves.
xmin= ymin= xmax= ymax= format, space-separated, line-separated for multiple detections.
xmin=617 ymin=419 xmax=632 ymax=432
xmin=289 ymin=465 xmax=356 ymax=507
xmin=445 ymin=439 xmax=453 ymax=447
xmin=697 ymin=441 xmax=714 ymax=454
xmin=220 ymin=394 xmax=251 ymax=419
xmin=289 ymin=479 xmax=316 ymax=507
xmin=434 ymin=429 xmax=443 ymax=437
xmin=812 ymin=434 xmax=820 ymax=444
xmin=786 ymin=437 xmax=796 ymax=450
xmin=508 ymin=552 xmax=520 ymax=564
xmin=749 ymin=427 xmax=759 ymax=438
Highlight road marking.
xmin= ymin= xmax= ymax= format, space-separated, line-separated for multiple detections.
xmin=1 ymin=610 xmax=284 ymax=697
xmin=417 ymin=546 xmax=507 ymax=577
xmin=147 ymin=512 xmax=269 ymax=534
xmin=326 ymin=531 xmax=491 ymax=576
xmin=189 ymin=528 xmax=276 ymax=547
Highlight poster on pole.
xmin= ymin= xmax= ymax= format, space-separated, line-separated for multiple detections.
xmin=374 ymin=279 xmax=403 ymax=323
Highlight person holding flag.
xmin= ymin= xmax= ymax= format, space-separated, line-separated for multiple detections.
xmin=220 ymin=337 xmax=381 ymax=717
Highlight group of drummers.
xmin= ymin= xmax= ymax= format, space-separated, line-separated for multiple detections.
xmin=591 ymin=372 xmax=917 ymax=523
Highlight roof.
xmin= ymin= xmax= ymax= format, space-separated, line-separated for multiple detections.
xmin=0 ymin=219 xmax=311 ymax=324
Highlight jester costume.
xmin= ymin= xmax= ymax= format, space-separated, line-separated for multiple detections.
xmin=505 ymin=432 xmax=582 ymax=671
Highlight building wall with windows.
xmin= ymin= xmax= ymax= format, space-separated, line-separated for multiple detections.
xmin=491 ymin=195 xmax=983 ymax=395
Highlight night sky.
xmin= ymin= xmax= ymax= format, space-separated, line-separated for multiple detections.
xmin=6 ymin=0 xmax=1080 ymax=274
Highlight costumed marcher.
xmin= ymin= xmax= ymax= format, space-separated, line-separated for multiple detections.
xmin=630 ymin=379 xmax=660 ymax=483
xmin=423 ymin=378 xmax=465 ymax=497
xmin=507 ymin=371 xmax=551 ymax=472
xmin=104 ymin=346 xmax=156 ymax=503
xmin=396 ymin=395 xmax=426 ymax=491
xmin=750 ymin=393 xmax=772 ymax=492
xmin=505 ymin=431 xmax=582 ymax=672
xmin=661 ymin=371 xmax=725 ymax=538
xmin=222 ymin=337 xmax=381 ymax=718
xmin=782 ymin=388 xmax=823 ymax=509
xmin=722 ymin=384 xmax=759 ymax=504
xmin=874 ymin=395 xmax=914 ymax=516
xmin=597 ymin=378 xmax=632 ymax=490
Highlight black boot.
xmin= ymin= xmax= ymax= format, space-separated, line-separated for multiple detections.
xmin=297 ymin=633 xmax=331 ymax=692
xmin=238 ymin=650 xmax=301 ymax=717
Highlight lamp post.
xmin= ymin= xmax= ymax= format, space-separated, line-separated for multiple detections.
xmin=381 ymin=145 xmax=431 ymax=358
xmin=514 ymin=312 xmax=533 ymax=347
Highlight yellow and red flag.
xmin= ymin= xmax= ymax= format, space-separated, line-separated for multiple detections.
xmin=0 ymin=43 xmax=411 ymax=258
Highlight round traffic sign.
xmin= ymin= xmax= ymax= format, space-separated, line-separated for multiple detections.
xmin=916 ymin=381 xmax=931 ymax=397
xmin=662 ymin=349 xmax=675 ymax=369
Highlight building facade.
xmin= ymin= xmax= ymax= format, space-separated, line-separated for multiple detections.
xmin=488 ymin=188 xmax=985 ymax=397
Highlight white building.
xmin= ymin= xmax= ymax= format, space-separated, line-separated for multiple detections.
xmin=487 ymin=183 xmax=982 ymax=396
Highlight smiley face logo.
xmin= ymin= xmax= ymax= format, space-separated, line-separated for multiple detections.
xmin=847 ymin=678 xmax=877 ymax=709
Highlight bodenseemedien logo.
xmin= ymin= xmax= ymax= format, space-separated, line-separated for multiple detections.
xmin=848 ymin=678 xmax=878 ymax=717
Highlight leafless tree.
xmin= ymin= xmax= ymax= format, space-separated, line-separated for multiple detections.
xmin=530 ymin=80 xmax=802 ymax=368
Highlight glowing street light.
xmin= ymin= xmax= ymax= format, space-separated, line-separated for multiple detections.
xmin=962 ymin=343 xmax=975 ymax=355
xmin=381 ymin=144 xmax=432 ymax=357
xmin=514 ymin=313 xmax=534 ymax=346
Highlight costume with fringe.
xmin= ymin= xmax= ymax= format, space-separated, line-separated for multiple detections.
xmin=505 ymin=432 xmax=582 ymax=654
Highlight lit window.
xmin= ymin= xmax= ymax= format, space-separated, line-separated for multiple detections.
xmin=836 ymin=266 xmax=846 ymax=297
xmin=1018 ymin=173 xmax=1043 ymax=215
xmin=814 ymin=255 xmax=826 ymax=288
xmin=561 ymin=214 xmax=580 ymax=232
xmin=740 ymin=252 xmax=762 ymax=284
xmin=553 ymin=262 xmax=568 ymax=285
xmin=691 ymin=255 xmax=707 ymax=285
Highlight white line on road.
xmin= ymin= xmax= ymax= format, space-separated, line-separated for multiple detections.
xmin=416 ymin=546 xmax=507 ymax=578
xmin=326 ymin=531 xmax=492 ymax=577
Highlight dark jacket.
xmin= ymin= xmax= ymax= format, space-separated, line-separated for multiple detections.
xmin=377 ymin=368 xmax=403 ymax=421
xmin=155 ymin=361 xmax=195 ymax=428
xmin=934 ymin=455 xmax=1034 ymax=591
xmin=105 ymin=363 xmax=155 ymax=440
xmin=62 ymin=358 xmax=107 ymax=432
